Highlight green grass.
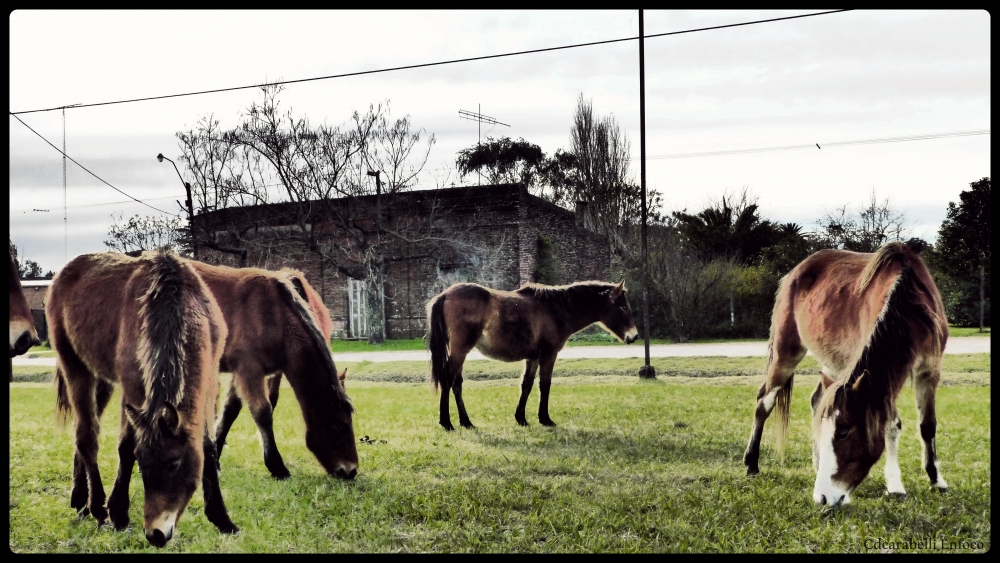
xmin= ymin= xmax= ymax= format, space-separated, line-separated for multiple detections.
xmin=9 ymin=355 xmax=990 ymax=553
xmin=948 ymin=326 xmax=991 ymax=337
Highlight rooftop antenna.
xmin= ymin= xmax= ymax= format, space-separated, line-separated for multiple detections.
xmin=458 ymin=105 xmax=509 ymax=185
xmin=59 ymin=103 xmax=80 ymax=267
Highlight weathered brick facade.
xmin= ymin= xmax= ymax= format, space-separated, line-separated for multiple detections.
xmin=194 ymin=184 xmax=610 ymax=339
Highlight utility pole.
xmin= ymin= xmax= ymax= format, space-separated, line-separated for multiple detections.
xmin=638 ymin=9 xmax=655 ymax=379
xmin=458 ymin=107 xmax=509 ymax=185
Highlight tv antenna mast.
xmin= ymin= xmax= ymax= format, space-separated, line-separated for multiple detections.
xmin=458 ymin=105 xmax=509 ymax=185
xmin=59 ymin=103 xmax=80 ymax=267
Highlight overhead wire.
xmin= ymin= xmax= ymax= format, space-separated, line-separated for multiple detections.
xmin=9 ymin=111 xmax=174 ymax=215
xmin=10 ymin=10 xmax=851 ymax=115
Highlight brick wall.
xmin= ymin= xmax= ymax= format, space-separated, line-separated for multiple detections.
xmin=195 ymin=184 xmax=610 ymax=340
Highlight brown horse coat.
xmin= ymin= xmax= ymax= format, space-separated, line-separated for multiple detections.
xmin=48 ymin=250 xmax=236 ymax=546
xmin=187 ymin=260 xmax=357 ymax=480
xmin=9 ymin=252 xmax=39 ymax=357
xmin=742 ymin=242 xmax=948 ymax=506
xmin=427 ymin=280 xmax=638 ymax=430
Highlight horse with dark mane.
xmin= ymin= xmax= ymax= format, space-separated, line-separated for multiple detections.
xmin=426 ymin=280 xmax=638 ymax=430
xmin=188 ymin=261 xmax=357 ymax=480
xmin=9 ymin=251 xmax=40 ymax=357
xmin=742 ymin=242 xmax=949 ymax=506
xmin=49 ymin=250 xmax=237 ymax=547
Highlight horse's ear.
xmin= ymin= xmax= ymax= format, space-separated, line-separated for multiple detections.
xmin=850 ymin=370 xmax=868 ymax=392
xmin=821 ymin=373 xmax=835 ymax=389
xmin=158 ymin=403 xmax=180 ymax=435
xmin=124 ymin=404 xmax=142 ymax=429
xmin=338 ymin=368 xmax=347 ymax=386
xmin=810 ymin=380 xmax=825 ymax=414
xmin=609 ymin=280 xmax=625 ymax=301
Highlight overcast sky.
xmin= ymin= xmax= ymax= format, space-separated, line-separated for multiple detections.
xmin=9 ymin=10 xmax=991 ymax=273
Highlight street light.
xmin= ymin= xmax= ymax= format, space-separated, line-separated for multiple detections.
xmin=157 ymin=153 xmax=197 ymax=259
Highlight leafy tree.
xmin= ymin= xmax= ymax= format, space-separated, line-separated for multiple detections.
xmin=671 ymin=189 xmax=782 ymax=265
xmin=931 ymin=177 xmax=990 ymax=329
xmin=455 ymin=136 xmax=546 ymax=193
xmin=9 ymin=242 xmax=50 ymax=279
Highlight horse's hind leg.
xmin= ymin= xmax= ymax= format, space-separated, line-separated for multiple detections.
xmin=214 ymin=377 xmax=243 ymax=471
xmin=450 ymin=354 xmax=475 ymax=429
xmin=61 ymin=359 xmax=110 ymax=524
xmin=267 ymin=372 xmax=283 ymax=410
xmin=915 ymin=368 xmax=947 ymax=491
xmin=514 ymin=359 xmax=539 ymax=426
xmin=201 ymin=435 xmax=239 ymax=534
xmin=106 ymin=414 xmax=136 ymax=531
xmin=743 ymin=333 xmax=805 ymax=476
xmin=235 ymin=371 xmax=291 ymax=479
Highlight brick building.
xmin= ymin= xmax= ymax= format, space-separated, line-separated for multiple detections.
xmin=194 ymin=184 xmax=610 ymax=340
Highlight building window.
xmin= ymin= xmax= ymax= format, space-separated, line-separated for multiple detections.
xmin=347 ymin=279 xmax=368 ymax=339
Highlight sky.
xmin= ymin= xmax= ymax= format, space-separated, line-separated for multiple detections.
xmin=9 ymin=10 xmax=991 ymax=273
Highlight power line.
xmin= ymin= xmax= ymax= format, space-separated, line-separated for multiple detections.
xmin=10 ymin=195 xmax=184 ymax=215
xmin=646 ymin=129 xmax=990 ymax=160
xmin=10 ymin=10 xmax=851 ymax=116
xmin=9 ymin=112 xmax=174 ymax=215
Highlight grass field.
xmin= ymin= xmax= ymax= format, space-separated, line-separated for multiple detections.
xmin=9 ymin=355 xmax=990 ymax=553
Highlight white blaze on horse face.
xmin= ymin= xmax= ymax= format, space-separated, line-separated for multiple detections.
xmin=813 ymin=410 xmax=851 ymax=506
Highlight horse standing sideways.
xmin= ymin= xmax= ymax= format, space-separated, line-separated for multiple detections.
xmin=427 ymin=280 xmax=639 ymax=430
xmin=188 ymin=261 xmax=358 ymax=480
xmin=9 ymin=252 xmax=40 ymax=357
xmin=48 ymin=250 xmax=237 ymax=547
xmin=742 ymin=242 xmax=949 ymax=506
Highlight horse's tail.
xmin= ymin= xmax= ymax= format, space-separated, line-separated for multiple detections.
xmin=137 ymin=251 xmax=189 ymax=420
xmin=858 ymin=241 xmax=907 ymax=293
xmin=55 ymin=365 xmax=71 ymax=426
xmin=772 ymin=373 xmax=794 ymax=461
xmin=427 ymin=293 xmax=451 ymax=392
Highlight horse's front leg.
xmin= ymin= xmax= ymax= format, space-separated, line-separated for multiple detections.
xmin=235 ymin=370 xmax=291 ymax=479
xmin=883 ymin=412 xmax=906 ymax=498
xmin=106 ymin=417 xmax=136 ymax=530
xmin=514 ymin=359 xmax=539 ymax=426
xmin=537 ymin=355 xmax=558 ymax=427
xmin=915 ymin=369 xmax=947 ymax=491
xmin=214 ymin=377 xmax=243 ymax=472
xmin=201 ymin=435 xmax=239 ymax=534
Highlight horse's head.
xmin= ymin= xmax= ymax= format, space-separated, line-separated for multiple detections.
xmin=124 ymin=402 xmax=203 ymax=547
xmin=809 ymin=372 xmax=884 ymax=507
xmin=303 ymin=386 xmax=359 ymax=480
xmin=598 ymin=281 xmax=639 ymax=344
xmin=9 ymin=254 xmax=40 ymax=357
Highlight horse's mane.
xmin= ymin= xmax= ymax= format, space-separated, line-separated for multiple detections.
xmin=273 ymin=277 xmax=353 ymax=414
xmin=842 ymin=244 xmax=942 ymax=445
xmin=136 ymin=250 xmax=189 ymax=427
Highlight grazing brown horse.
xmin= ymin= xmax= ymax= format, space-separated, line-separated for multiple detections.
xmin=9 ymin=252 xmax=40 ymax=357
xmin=742 ymin=242 xmax=948 ymax=506
xmin=49 ymin=250 xmax=237 ymax=547
xmin=188 ymin=261 xmax=358 ymax=480
xmin=427 ymin=280 xmax=639 ymax=430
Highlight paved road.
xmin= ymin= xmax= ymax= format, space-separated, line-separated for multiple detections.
xmin=12 ymin=336 xmax=990 ymax=366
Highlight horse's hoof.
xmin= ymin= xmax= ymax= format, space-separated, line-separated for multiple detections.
xmin=934 ymin=486 xmax=948 ymax=494
xmin=440 ymin=422 xmax=455 ymax=432
xmin=539 ymin=419 xmax=556 ymax=427
xmin=76 ymin=506 xmax=91 ymax=519
xmin=746 ymin=466 xmax=760 ymax=477
xmin=217 ymin=522 xmax=240 ymax=535
xmin=886 ymin=492 xmax=907 ymax=501
xmin=268 ymin=465 xmax=292 ymax=480
xmin=460 ymin=421 xmax=476 ymax=430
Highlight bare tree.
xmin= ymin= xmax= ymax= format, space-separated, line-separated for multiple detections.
xmin=567 ymin=94 xmax=661 ymax=254
xmin=177 ymin=85 xmax=452 ymax=343
xmin=103 ymin=213 xmax=184 ymax=254
xmin=815 ymin=189 xmax=908 ymax=252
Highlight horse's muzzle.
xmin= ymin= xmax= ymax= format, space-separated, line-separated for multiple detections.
xmin=623 ymin=327 xmax=639 ymax=345
xmin=9 ymin=332 xmax=39 ymax=358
